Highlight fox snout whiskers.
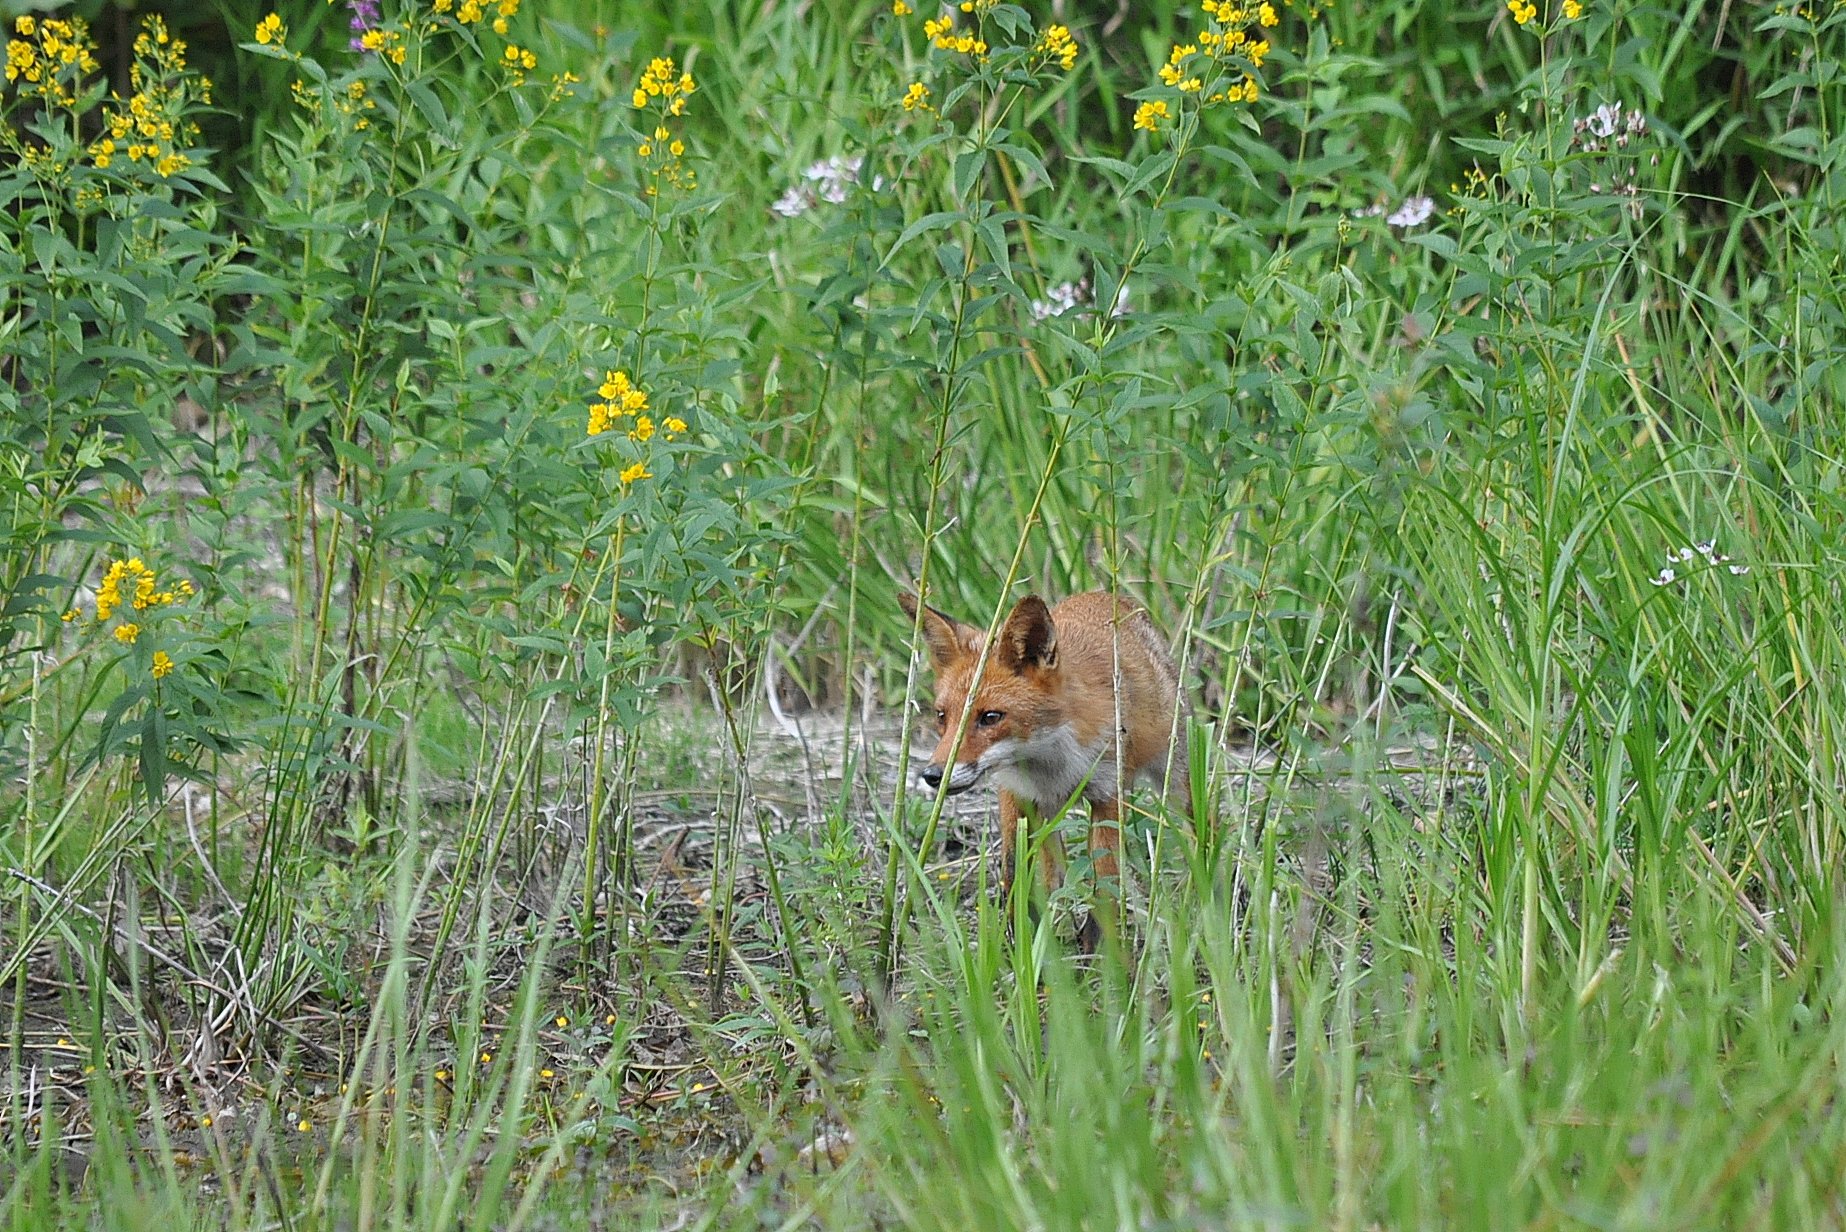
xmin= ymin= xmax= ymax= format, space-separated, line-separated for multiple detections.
xmin=919 ymin=761 xmax=986 ymax=794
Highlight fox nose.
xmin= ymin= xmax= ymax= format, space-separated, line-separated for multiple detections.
xmin=920 ymin=764 xmax=944 ymax=789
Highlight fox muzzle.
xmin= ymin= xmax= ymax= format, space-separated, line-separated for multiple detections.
xmin=920 ymin=762 xmax=985 ymax=794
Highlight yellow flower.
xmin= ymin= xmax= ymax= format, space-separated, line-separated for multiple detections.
xmin=664 ymin=416 xmax=688 ymax=437
xmin=618 ymin=461 xmax=652 ymax=485
xmin=114 ymin=623 xmax=140 ymax=645
xmin=1159 ymin=44 xmax=1197 ymax=86
xmin=631 ymin=416 xmax=655 ymax=443
xmin=893 ymin=0 xmax=911 ymax=12
xmin=636 ymin=55 xmax=694 ymax=108
xmin=1132 ymin=99 xmax=1169 ymax=131
xmin=151 ymin=651 xmax=174 ymax=679
xmin=1038 ymin=24 xmax=1078 ymax=71
xmin=255 ymin=13 xmax=284 ymax=45
xmin=901 ymin=81 xmax=931 ymax=111
xmin=588 ymin=371 xmax=649 ymax=436
xmin=1507 ymin=0 xmax=1537 ymax=23
xmin=1562 ymin=0 xmax=1582 ymax=15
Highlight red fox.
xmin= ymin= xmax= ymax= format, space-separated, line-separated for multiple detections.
xmin=899 ymin=590 xmax=1190 ymax=946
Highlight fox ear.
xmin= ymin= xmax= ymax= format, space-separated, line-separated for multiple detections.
xmin=997 ymin=595 xmax=1058 ymax=672
xmin=900 ymin=591 xmax=977 ymax=671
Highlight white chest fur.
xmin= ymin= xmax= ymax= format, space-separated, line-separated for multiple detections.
xmin=987 ymin=725 xmax=1118 ymax=813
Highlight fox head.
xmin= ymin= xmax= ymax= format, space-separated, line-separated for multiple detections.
xmin=899 ymin=591 xmax=1065 ymax=796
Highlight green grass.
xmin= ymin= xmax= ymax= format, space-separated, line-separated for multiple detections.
xmin=4 ymin=0 xmax=1845 ymax=1226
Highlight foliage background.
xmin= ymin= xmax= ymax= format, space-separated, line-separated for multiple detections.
xmin=3 ymin=0 xmax=1844 ymax=1226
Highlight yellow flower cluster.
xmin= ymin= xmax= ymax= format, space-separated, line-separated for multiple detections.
xmin=1563 ymin=0 xmax=1582 ymax=15
xmin=586 ymin=371 xmax=686 ymax=486
xmin=73 ymin=556 xmax=194 ymax=675
xmin=1036 ymin=24 xmax=1079 ymax=72
xmin=501 ymin=42 xmax=538 ymax=84
xmin=1137 ymin=0 xmax=1278 ymax=131
xmin=587 ymin=370 xmax=650 ymax=437
xmin=93 ymin=556 xmax=193 ymax=623
xmin=633 ymin=56 xmax=696 ymax=193
xmin=438 ymin=0 xmax=521 ymax=33
xmin=359 ymin=28 xmax=408 ymax=66
xmin=1159 ymin=43 xmax=1204 ymax=93
xmin=923 ymin=13 xmax=988 ymax=58
xmin=1133 ymin=99 xmax=1170 ymax=131
xmin=893 ymin=0 xmax=912 ymax=13
xmin=1507 ymin=0 xmax=1537 ymax=23
xmin=633 ymin=55 xmax=695 ymax=116
xmin=901 ymin=81 xmax=931 ymax=111
xmin=255 ymin=13 xmax=285 ymax=46
xmin=4 ymin=15 xmax=99 ymax=108
xmin=292 ymin=77 xmax=377 ymax=131
xmin=91 ymin=18 xmax=206 ymax=178
xmin=545 ymin=70 xmax=583 ymax=105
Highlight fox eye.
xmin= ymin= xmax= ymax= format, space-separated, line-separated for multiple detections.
xmin=934 ymin=709 xmax=946 ymax=727
xmin=977 ymin=710 xmax=1004 ymax=728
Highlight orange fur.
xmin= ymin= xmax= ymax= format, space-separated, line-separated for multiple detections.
xmin=900 ymin=590 xmax=1191 ymax=947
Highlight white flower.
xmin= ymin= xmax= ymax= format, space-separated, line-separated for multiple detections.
xmin=1576 ymin=103 xmax=1648 ymax=151
xmin=1027 ymin=279 xmax=1130 ymax=322
xmin=1586 ymin=103 xmax=1623 ymax=140
xmin=1387 ymin=195 xmax=1435 ymax=228
xmin=1728 ymin=564 xmax=1751 ymax=575
xmin=1031 ymin=281 xmax=1084 ymax=321
xmin=802 ymin=154 xmax=884 ymax=203
xmin=1650 ymin=567 xmax=1677 ymax=587
xmin=771 ymin=186 xmax=812 ymax=217
xmin=773 ymin=154 xmax=885 ymax=218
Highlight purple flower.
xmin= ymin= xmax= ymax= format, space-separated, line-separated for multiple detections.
xmin=348 ymin=0 xmax=380 ymax=52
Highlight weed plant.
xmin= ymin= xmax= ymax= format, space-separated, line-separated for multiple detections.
xmin=3 ymin=0 xmax=1844 ymax=1226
